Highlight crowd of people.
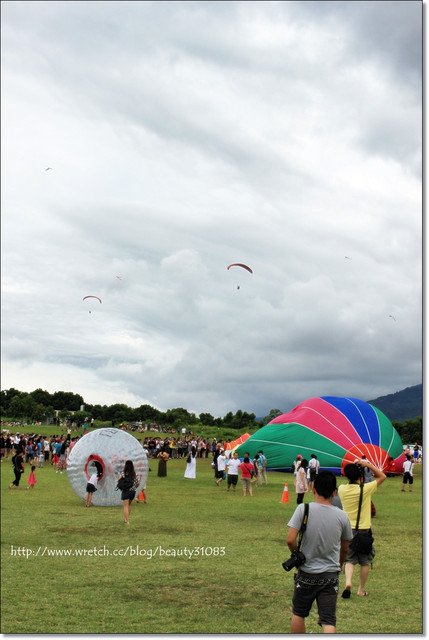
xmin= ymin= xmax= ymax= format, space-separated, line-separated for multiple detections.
xmin=3 ymin=427 xmax=421 ymax=631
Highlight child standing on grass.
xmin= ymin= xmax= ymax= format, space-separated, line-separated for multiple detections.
xmin=26 ymin=465 xmax=37 ymax=490
xmin=86 ymin=470 xmax=100 ymax=507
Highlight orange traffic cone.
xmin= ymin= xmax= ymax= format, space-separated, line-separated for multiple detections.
xmin=136 ymin=490 xmax=147 ymax=504
xmin=281 ymin=483 xmax=289 ymax=503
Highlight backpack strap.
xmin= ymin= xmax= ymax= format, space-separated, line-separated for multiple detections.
xmin=355 ymin=483 xmax=364 ymax=531
xmin=297 ymin=503 xmax=309 ymax=551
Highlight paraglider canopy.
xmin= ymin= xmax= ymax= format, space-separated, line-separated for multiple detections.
xmin=227 ymin=263 xmax=253 ymax=274
xmin=83 ymin=296 xmax=102 ymax=303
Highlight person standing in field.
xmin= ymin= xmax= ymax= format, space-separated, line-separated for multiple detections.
xmin=338 ymin=459 xmax=386 ymax=599
xmin=257 ymin=450 xmax=268 ymax=485
xmin=216 ymin=449 xmax=227 ymax=486
xmin=85 ymin=469 xmax=100 ymax=507
xmin=226 ymin=451 xmax=240 ymax=492
xmin=239 ymin=455 xmax=254 ymax=497
xmin=251 ymin=453 xmax=260 ymax=486
xmin=157 ymin=451 xmax=169 ymax=477
xmin=401 ymin=455 xmax=414 ymax=492
xmin=295 ymin=458 xmax=308 ymax=504
xmin=184 ymin=445 xmax=197 ymax=479
xmin=287 ymin=470 xmax=352 ymax=634
xmin=308 ymin=454 xmax=320 ymax=489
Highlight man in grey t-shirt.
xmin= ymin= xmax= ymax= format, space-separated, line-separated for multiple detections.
xmin=286 ymin=470 xmax=353 ymax=634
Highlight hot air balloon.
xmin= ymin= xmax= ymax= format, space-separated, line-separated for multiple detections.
xmin=235 ymin=396 xmax=405 ymax=476
xmin=67 ymin=428 xmax=149 ymax=506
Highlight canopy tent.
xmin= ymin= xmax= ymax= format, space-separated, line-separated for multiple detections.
xmin=235 ymin=396 xmax=404 ymax=475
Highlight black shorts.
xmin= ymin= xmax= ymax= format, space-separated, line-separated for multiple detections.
xmin=309 ymin=469 xmax=317 ymax=482
xmin=86 ymin=483 xmax=97 ymax=493
xmin=227 ymin=474 xmax=238 ymax=485
xmin=292 ymin=571 xmax=339 ymax=627
xmin=121 ymin=489 xmax=136 ymax=501
xmin=403 ymin=472 xmax=413 ymax=485
xmin=216 ymin=469 xmax=224 ymax=479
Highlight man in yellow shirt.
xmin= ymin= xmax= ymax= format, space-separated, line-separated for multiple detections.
xmin=338 ymin=459 xmax=386 ymax=598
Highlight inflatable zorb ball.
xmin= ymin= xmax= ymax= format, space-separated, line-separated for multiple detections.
xmin=67 ymin=428 xmax=149 ymax=506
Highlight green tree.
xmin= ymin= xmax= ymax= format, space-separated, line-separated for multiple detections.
xmin=9 ymin=395 xmax=26 ymax=420
xmin=261 ymin=408 xmax=283 ymax=425
xmin=30 ymin=388 xmax=54 ymax=407
xmin=1 ymin=388 xmax=23 ymax=413
xmin=52 ymin=391 xmax=84 ymax=411
xmin=104 ymin=404 xmax=133 ymax=423
xmin=199 ymin=412 xmax=217 ymax=426
xmin=165 ymin=408 xmax=198 ymax=427
xmin=393 ymin=417 xmax=422 ymax=445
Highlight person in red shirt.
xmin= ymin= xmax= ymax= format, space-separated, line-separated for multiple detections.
xmin=239 ymin=454 xmax=254 ymax=497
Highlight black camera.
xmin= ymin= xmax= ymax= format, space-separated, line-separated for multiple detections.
xmin=282 ymin=549 xmax=306 ymax=572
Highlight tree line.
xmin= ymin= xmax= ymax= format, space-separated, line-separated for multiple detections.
xmin=0 ymin=387 xmax=422 ymax=443
xmin=0 ymin=388 xmax=258 ymax=430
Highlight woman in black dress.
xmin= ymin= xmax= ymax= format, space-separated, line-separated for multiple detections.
xmin=118 ymin=460 xmax=139 ymax=524
xmin=9 ymin=450 xmax=25 ymax=489
xmin=157 ymin=451 xmax=169 ymax=477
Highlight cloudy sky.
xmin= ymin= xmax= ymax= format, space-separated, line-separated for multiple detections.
xmin=1 ymin=1 xmax=422 ymax=418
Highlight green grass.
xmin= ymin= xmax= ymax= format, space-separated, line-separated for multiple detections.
xmin=1 ymin=456 xmax=422 ymax=634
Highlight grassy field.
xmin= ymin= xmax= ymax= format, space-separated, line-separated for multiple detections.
xmin=1 ymin=452 xmax=423 ymax=634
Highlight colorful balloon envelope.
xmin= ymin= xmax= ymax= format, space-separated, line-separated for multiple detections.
xmin=235 ymin=396 xmax=405 ymax=475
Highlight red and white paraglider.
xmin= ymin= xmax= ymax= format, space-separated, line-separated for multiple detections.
xmin=227 ymin=263 xmax=253 ymax=290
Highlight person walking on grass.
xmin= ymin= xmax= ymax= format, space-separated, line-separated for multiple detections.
xmin=401 ymin=455 xmax=414 ymax=492
xmin=26 ymin=465 xmax=37 ymax=490
xmin=9 ymin=450 xmax=25 ymax=489
xmin=118 ymin=460 xmax=139 ymax=524
xmin=287 ymin=470 xmax=352 ymax=634
xmin=338 ymin=459 xmax=386 ymax=599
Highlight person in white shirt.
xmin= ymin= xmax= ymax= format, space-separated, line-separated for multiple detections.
xmin=226 ymin=452 xmax=241 ymax=492
xmin=401 ymin=455 xmax=414 ymax=492
xmin=308 ymin=454 xmax=320 ymax=488
xmin=85 ymin=471 xmax=99 ymax=507
xmin=216 ymin=449 xmax=227 ymax=486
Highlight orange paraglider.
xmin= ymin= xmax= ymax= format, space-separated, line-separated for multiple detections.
xmin=83 ymin=296 xmax=102 ymax=313
xmin=83 ymin=296 xmax=102 ymax=303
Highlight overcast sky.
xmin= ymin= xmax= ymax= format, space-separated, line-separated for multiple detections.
xmin=1 ymin=1 xmax=422 ymax=418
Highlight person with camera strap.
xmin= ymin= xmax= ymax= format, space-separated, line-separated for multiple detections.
xmin=338 ymin=459 xmax=386 ymax=598
xmin=286 ymin=470 xmax=353 ymax=634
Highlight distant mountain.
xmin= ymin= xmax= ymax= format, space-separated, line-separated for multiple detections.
xmin=368 ymin=384 xmax=422 ymax=422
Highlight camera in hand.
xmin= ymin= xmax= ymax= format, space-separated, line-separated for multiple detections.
xmin=282 ymin=549 xmax=306 ymax=572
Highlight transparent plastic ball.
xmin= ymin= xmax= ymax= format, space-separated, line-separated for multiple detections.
xmin=67 ymin=428 xmax=149 ymax=506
